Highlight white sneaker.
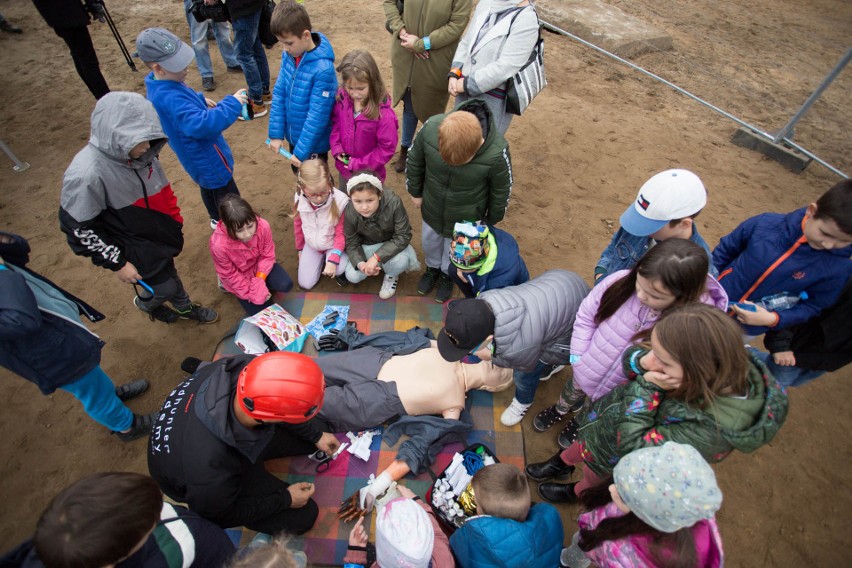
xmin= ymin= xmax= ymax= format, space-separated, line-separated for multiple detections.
xmin=210 ymin=219 xmax=218 ymax=230
xmin=379 ymin=274 xmax=398 ymax=300
xmin=540 ymin=365 xmax=566 ymax=382
xmin=500 ymin=398 xmax=532 ymax=427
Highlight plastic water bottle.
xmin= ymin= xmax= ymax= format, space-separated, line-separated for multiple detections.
xmin=757 ymin=291 xmax=808 ymax=311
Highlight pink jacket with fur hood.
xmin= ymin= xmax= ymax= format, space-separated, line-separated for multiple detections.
xmin=570 ymin=270 xmax=728 ymax=401
xmin=209 ymin=216 xmax=276 ymax=305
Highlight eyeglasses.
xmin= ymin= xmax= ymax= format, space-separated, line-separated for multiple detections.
xmin=304 ymin=189 xmax=331 ymax=199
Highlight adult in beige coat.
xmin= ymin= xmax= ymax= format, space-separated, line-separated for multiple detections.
xmin=383 ymin=0 xmax=472 ymax=172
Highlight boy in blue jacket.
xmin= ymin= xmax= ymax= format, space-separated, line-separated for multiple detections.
xmin=449 ymin=463 xmax=563 ymax=568
xmin=137 ymin=27 xmax=248 ymax=229
xmin=448 ymin=221 xmax=529 ymax=298
xmin=713 ymin=179 xmax=852 ymax=336
xmin=266 ymin=1 xmax=337 ymax=172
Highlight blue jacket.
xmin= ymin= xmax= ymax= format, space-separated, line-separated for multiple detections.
xmin=460 ymin=227 xmax=529 ymax=296
xmin=595 ymin=225 xmax=718 ymax=284
xmin=268 ymin=32 xmax=337 ymax=161
xmin=0 ymin=234 xmax=105 ymax=394
xmin=713 ymin=207 xmax=852 ymax=335
xmin=144 ymin=73 xmax=242 ymax=189
xmin=449 ymin=503 xmax=563 ymax=568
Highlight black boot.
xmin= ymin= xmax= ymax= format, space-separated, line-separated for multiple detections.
xmin=538 ymin=482 xmax=578 ymax=504
xmin=525 ymin=452 xmax=575 ymax=481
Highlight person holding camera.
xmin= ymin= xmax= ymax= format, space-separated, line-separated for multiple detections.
xmin=32 ymin=0 xmax=111 ymax=99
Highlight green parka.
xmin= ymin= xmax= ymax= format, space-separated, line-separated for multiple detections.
xmin=576 ymin=347 xmax=789 ymax=477
xmin=406 ymin=99 xmax=512 ymax=238
xmin=383 ymin=0 xmax=472 ymax=122
xmin=343 ymin=188 xmax=412 ymax=266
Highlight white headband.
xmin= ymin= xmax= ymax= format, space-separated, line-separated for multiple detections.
xmin=346 ymin=173 xmax=383 ymax=193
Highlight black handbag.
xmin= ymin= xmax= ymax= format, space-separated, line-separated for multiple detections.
xmin=258 ymin=0 xmax=278 ymax=48
xmin=189 ymin=0 xmax=230 ymax=24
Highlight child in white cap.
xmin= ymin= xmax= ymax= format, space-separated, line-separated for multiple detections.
xmin=595 ymin=169 xmax=716 ymax=284
xmin=342 ymin=485 xmax=452 ymax=567
xmin=559 ymin=442 xmax=724 ymax=568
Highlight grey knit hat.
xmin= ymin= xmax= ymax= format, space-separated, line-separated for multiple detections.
xmin=613 ymin=442 xmax=722 ymax=533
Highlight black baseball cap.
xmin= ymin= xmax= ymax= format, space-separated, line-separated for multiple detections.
xmin=437 ymin=299 xmax=496 ymax=362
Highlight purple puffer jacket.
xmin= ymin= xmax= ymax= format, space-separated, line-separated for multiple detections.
xmin=329 ymin=89 xmax=398 ymax=183
xmin=570 ymin=270 xmax=728 ymax=401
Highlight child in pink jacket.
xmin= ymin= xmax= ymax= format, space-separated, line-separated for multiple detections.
xmin=329 ymin=50 xmax=398 ymax=186
xmin=559 ymin=443 xmax=724 ymax=568
xmin=533 ymin=239 xmax=727 ymax=447
xmin=209 ymin=195 xmax=293 ymax=315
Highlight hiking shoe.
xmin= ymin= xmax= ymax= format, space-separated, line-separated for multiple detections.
xmin=174 ymin=303 xmax=219 ymax=324
xmin=417 ymin=267 xmax=440 ymax=296
xmin=500 ymin=398 xmax=532 ymax=427
xmin=227 ymin=65 xmax=243 ymax=73
xmin=538 ymin=482 xmax=578 ymax=504
xmin=533 ymin=404 xmax=568 ymax=432
xmin=557 ymin=418 xmax=581 ymax=449
xmin=202 ymin=76 xmax=215 ymax=91
xmin=435 ymin=273 xmax=454 ymax=303
xmin=393 ymin=147 xmax=408 ymax=173
xmin=335 ymin=273 xmax=349 ymax=287
xmin=250 ymin=101 xmax=268 ymax=118
xmin=379 ymin=274 xmax=399 ymax=300
xmin=134 ymin=296 xmax=179 ymax=323
xmin=114 ymin=379 xmax=149 ymax=402
xmin=539 ymin=365 xmax=566 ymax=381
xmin=262 ymin=91 xmax=272 ymax=104
xmin=114 ymin=412 xmax=156 ymax=442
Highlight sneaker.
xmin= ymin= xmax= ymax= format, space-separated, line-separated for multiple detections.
xmin=250 ymin=101 xmax=268 ymax=118
xmin=500 ymin=398 xmax=532 ymax=427
xmin=217 ymin=277 xmax=226 ymax=291
xmin=335 ymin=273 xmax=349 ymax=287
xmin=226 ymin=65 xmax=243 ymax=73
xmin=202 ymin=76 xmax=215 ymax=91
xmin=539 ymin=365 xmax=566 ymax=381
xmin=133 ymin=296 xmax=179 ymax=323
xmin=557 ymin=418 xmax=581 ymax=449
xmin=114 ymin=379 xmax=149 ymax=402
xmin=262 ymin=91 xmax=272 ymax=104
xmin=533 ymin=404 xmax=568 ymax=432
xmin=210 ymin=219 xmax=218 ymax=230
xmin=174 ymin=303 xmax=219 ymax=324
xmin=435 ymin=273 xmax=454 ymax=303
xmin=417 ymin=267 xmax=440 ymax=296
xmin=0 ymin=21 xmax=22 ymax=34
xmin=379 ymin=274 xmax=399 ymax=300
xmin=114 ymin=412 xmax=156 ymax=442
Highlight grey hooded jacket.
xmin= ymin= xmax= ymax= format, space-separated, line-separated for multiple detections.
xmin=480 ymin=269 xmax=590 ymax=371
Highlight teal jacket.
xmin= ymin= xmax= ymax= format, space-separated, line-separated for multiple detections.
xmin=577 ymin=347 xmax=789 ymax=477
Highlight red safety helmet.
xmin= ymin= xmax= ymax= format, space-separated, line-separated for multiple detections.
xmin=236 ymin=352 xmax=325 ymax=423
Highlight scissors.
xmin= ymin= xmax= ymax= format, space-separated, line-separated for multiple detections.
xmin=316 ymin=442 xmax=349 ymax=473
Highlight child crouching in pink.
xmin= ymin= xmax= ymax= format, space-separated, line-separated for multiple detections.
xmin=210 ymin=195 xmax=293 ymax=315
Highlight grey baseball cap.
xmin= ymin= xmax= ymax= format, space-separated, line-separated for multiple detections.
xmin=134 ymin=28 xmax=195 ymax=73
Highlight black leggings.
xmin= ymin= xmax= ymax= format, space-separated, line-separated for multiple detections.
xmin=54 ymin=25 xmax=110 ymax=99
xmin=200 ymin=177 xmax=240 ymax=221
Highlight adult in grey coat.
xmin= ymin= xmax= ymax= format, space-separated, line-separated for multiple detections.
xmin=437 ymin=269 xmax=590 ymax=426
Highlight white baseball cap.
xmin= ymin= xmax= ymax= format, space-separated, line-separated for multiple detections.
xmin=619 ymin=169 xmax=707 ymax=236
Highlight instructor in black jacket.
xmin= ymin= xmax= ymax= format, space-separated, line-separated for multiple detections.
xmin=148 ymin=351 xmax=339 ymax=534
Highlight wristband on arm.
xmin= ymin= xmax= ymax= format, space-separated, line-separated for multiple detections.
xmin=423 ymin=36 xmax=431 ymax=50
xmin=448 ymin=67 xmax=463 ymax=79
xmin=256 ymin=271 xmax=268 ymax=280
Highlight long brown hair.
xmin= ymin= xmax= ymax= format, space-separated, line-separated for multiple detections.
xmin=577 ymin=480 xmax=698 ymax=568
xmin=596 ymin=238 xmax=709 ymax=325
xmin=654 ymin=303 xmax=749 ymax=406
xmin=336 ymin=50 xmax=387 ymax=120
xmin=294 ymin=158 xmax=340 ymax=222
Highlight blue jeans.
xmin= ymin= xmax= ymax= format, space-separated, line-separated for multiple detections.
xmin=238 ymin=263 xmax=294 ymax=315
xmin=513 ymin=360 xmax=558 ymax=405
xmin=231 ymin=10 xmax=270 ymax=104
xmin=60 ymin=365 xmax=134 ymax=431
xmin=183 ymin=0 xmax=239 ymax=77
xmin=400 ymin=89 xmax=419 ymax=148
xmin=749 ymin=348 xmax=825 ymax=388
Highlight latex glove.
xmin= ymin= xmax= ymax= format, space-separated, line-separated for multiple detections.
xmin=359 ymin=471 xmax=393 ymax=511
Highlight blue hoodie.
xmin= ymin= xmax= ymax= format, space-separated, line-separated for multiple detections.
xmin=144 ymin=73 xmax=242 ymax=189
xmin=713 ymin=206 xmax=852 ymax=335
xmin=449 ymin=503 xmax=563 ymax=568
xmin=268 ymin=32 xmax=337 ymax=161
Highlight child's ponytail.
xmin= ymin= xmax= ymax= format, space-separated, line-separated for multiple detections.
xmin=595 ymin=238 xmax=709 ymax=324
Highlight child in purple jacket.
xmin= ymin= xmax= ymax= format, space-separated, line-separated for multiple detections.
xmin=330 ymin=50 xmax=398 ymax=186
